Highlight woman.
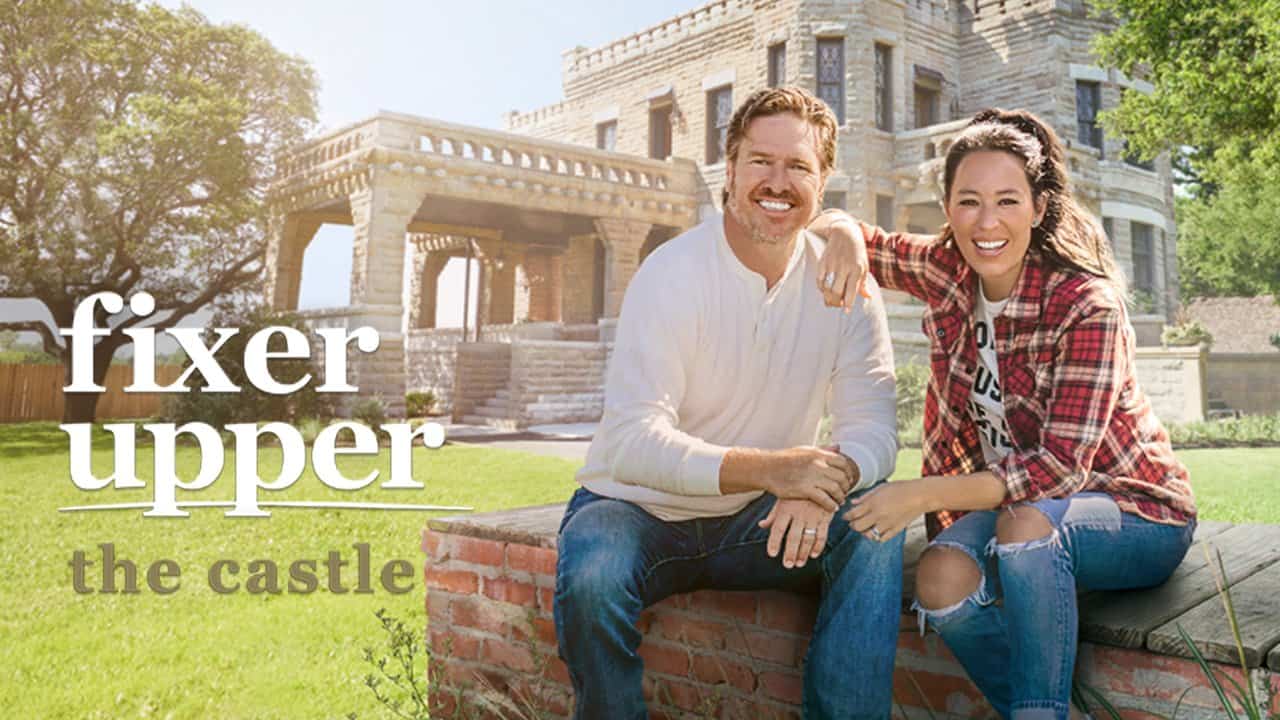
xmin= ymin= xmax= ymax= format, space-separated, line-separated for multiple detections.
xmin=809 ymin=108 xmax=1196 ymax=720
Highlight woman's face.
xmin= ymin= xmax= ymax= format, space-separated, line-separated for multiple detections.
xmin=944 ymin=150 xmax=1046 ymax=300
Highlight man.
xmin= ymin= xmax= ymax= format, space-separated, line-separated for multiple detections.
xmin=555 ymin=87 xmax=902 ymax=719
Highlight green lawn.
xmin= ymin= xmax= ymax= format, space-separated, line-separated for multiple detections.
xmin=1 ymin=423 xmax=1276 ymax=718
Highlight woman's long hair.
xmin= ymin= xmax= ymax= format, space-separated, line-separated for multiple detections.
xmin=940 ymin=108 xmax=1126 ymax=294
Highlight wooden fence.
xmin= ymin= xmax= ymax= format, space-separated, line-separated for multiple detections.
xmin=0 ymin=364 xmax=184 ymax=423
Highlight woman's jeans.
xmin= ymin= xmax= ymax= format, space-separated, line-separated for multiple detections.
xmin=914 ymin=493 xmax=1196 ymax=720
xmin=555 ymin=486 xmax=904 ymax=720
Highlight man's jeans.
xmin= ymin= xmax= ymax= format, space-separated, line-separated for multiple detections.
xmin=554 ymin=486 xmax=903 ymax=720
xmin=914 ymin=493 xmax=1196 ymax=720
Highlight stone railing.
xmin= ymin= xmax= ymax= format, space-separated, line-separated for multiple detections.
xmin=1134 ymin=345 xmax=1207 ymax=424
xmin=893 ymin=119 xmax=969 ymax=168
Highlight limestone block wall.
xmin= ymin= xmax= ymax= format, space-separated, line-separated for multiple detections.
xmin=1206 ymin=354 xmax=1280 ymax=416
xmin=452 ymin=344 xmax=513 ymax=421
xmin=509 ymin=341 xmax=611 ymax=426
xmin=406 ymin=329 xmax=465 ymax=413
xmin=561 ymin=235 xmax=600 ymax=325
xmin=1134 ymin=346 xmax=1207 ymax=424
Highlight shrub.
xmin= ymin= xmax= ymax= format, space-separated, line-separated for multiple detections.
xmin=1164 ymin=413 xmax=1280 ymax=447
xmin=161 ymin=304 xmax=334 ymax=425
xmin=1161 ymin=319 xmax=1214 ymax=348
xmin=405 ymin=391 xmax=436 ymax=418
xmin=896 ymin=360 xmax=930 ymax=447
xmin=1270 ymin=332 xmax=1280 ymax=351
xmin=352 ymin=397 xmax=387 ymax=428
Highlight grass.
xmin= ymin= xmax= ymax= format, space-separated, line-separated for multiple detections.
xmin=1 ymin=423 xmax=1276 ymax=718
xmin=0 ymin=422 xmax=580 ymax=720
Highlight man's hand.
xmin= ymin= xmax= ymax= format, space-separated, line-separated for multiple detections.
xmin=809 ymin=211 xmax=870 ymax=312
xmin=765 ymin=446 xmax=856 ymax=512
xmin=759 ymin=499 xmax=835 ymax=569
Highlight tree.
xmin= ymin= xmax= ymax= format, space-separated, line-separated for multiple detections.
xmin=0 ymin=0 xmax=318 ymax=421
xmin=1092 ymin=0 xmax=1280 ymax=298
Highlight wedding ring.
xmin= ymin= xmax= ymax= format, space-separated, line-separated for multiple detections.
xmin=824 ymin=271 xmax=836 ymax=288
xmin=870 ymin=528 xmax=882 ymax=541
xmin=802 ymin=528 xmax=818 ymax=536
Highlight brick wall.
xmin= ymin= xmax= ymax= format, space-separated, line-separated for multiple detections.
xmin=423 ymin=519 xmax=1280 ymax=719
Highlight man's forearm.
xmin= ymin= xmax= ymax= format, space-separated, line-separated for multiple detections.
xmin=719 ymin=447 xmax=775 ymax=495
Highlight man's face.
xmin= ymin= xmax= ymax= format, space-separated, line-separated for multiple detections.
xmin=725 ymin=113 xmax=827 ymax=246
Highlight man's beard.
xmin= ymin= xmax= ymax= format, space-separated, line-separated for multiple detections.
xmin=726 ymin=182 xmax=800 ymax=246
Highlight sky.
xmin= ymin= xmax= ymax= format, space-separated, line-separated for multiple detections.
xmin=2 ymin=0 xmax=699 ymax=341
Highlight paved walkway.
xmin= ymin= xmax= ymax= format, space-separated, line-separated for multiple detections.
xmin=444 ymin=422 xmax=594 ymax=462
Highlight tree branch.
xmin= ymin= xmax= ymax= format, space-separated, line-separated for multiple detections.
xmin=0 ymin=320 xmax=65 ymax=357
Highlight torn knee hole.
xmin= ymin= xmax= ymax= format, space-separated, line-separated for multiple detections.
xmin=995 ymin=504 xmax=1054 ymax=545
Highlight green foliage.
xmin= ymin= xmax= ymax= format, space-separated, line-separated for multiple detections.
xmin=896 ymin=361 xmax=929 ymax=447
xmin=1161 ymin=319 xmax=1214 ymax=348
xmin=353 ymin=397 xmax=388 ymax=428
xmin=355 ymin=609 xmax=431 ymax=720
xmin=0 ymin=0 xmax=319 ymax=413
xmin=1165 ymin=413 xmax=1280 ymax=448
xmin=404 ymin=391 xmax=436 ymax=418
xmin=1128 ymin=289 xmax=1157 ymax=315
xmin=1271 ymin=333 xmax=1280 ymax=352
xmin=1174 ymin=163 xmax=1280 ymax=298
xmin=161 ymin=304 xmax=333 ymax=425
xmin=1091 ymin=0 xmax=1280 ymax=298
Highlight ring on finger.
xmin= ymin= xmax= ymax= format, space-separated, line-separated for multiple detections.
xmin=824 ymin=271 xmax=836 ymax=288
xmin=802 ymin=527 xmax=818 ymax=536
xmin=870 ymin=527 xmax=882 ymax=541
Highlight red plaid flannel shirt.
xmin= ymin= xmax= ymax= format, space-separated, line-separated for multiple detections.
xmin=862 ymin=223 xmax=1196 ymax=538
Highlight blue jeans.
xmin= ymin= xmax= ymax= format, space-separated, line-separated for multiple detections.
xmin=555 ymin=486 xmax=904 ymax=720
xmin=914 ymin=493 xmax=1195 ymax=720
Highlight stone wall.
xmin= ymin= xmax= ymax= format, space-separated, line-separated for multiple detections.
xmin=1134 ymin=346 xmax=1207 ymax=424
xmin=452 ymin=343 xmax=512 ymax=421
xmin=509 ymin=341 xmax=611 ymax=426
xmin=1206 ymin=354 xmax=1280 ymax=416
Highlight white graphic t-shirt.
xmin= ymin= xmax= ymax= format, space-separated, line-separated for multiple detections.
xmin=969 ymin=282 xmax=1015 ymax=464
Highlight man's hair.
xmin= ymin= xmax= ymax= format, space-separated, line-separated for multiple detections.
xmin=721 ymin=87 xmax=839 ymax=205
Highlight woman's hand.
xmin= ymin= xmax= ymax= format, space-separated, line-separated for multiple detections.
xmin=843 ymin=480 xmax=930 ymax=542
xmin=809 ymin=210 xmax=870 ymax=312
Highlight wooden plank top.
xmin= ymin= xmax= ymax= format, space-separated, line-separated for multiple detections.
xmin=1147 ymin=558 xmax=1280 ymax=666
xmin=1079 ymin=524 xmax=1280 ymax=656
xmin=427 ymin=506 xmax=1277 ymax=667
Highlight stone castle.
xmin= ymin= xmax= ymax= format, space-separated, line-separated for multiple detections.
xmin=265 ymin=0 xmax=1182 ymax=427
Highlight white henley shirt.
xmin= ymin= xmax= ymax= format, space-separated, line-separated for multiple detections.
xmin=575 ymin=213 xmax=898 ymax=521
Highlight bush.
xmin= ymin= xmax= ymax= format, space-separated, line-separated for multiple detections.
xmin=1270 ymin=332 xmax=1280 ymax=351
xmin=405 ymin=391 xmax=436 ymax=418
xmin=162 ymin=304 xmax=334 ymax=425
xmin=352 ymin=397 xmax=387 ymax=428
xmin=1164 ymin=413 xmax=1280 ymax=448
xmin=1161 ymin=319 xmax=1214 ymax=348
xmin=895 ymin=361 xmax=930 ymax=447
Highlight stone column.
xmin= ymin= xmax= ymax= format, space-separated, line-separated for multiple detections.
xmin=263 ymin=214 xmax=322 ymax=311
xmin=547 ymin=252 xmax=564 ymax=323
xmin=593 ymin=218 xmax=652 ymax=318
xmin=408 ymin=248 xmax=449 ymax=330
xmin=342 ymin=179 xmax=422 ymax=418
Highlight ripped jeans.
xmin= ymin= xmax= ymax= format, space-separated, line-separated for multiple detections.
xmin=913 ymin=493 xmax=1195 ymax=720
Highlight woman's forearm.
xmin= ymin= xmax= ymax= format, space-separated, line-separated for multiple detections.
xmin=914 ymin=471 xmax=1007 ymax=514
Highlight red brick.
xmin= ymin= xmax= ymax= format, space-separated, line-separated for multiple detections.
xmin=453 ymin=536 xmax=506 ymax=566
xmin=422 ymin=529 xmax=441 ymax=557
xmin=649 ymin=613 xmax=730 ymax=651
xmin=484 ymin=638 xmax=536 ymax=673
xmin=638 ymin=641 xmax=692 ymax=676
xmin=726 ymin=628 xmax=806 ymax=666
xmin=507 ymin=544 xmax=558 ymax=576
xmin=649 ymin=676 xmax=718 ymax=713
xmin=450 ymin=596 xmax=511 ymax=636
xmin=690 ymin=653 xmax=757 ymax=694
xmin=431 ymin=629 xmax=481 ymax=661
xmin=687 ymin=589 xmax=757 ymax=623
xmin=759 ymin=670 xmax=804 ymax=704
xmin=892 ymin=665 xmax=985 ymax=716
xmin=425 ymin=568 xmax=478 ymax=594
xmin=511 ymin=614 xmax=558 ymax=646
xmin=758 ymin=595 xmax=818 ymax=634
xmin=425 ymin=589 xmax=451 ymax=623
xmin=482 ymin=576 xmax=538 ymax=606
xmin=538 ymin=587 xmax=555 ymax=613
xmin=1084 ymin=644 xmax=1252 ymax=709
xmin=541 ymin=656 xmax=571 ymax=686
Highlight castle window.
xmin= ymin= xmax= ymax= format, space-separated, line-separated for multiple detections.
xmin=874 ymin=43 xmax=893 ymax=132
xmin=1076 ymin=80 xmax=1103 ymax=155
xmin=596 ymin=121 xmax=617 ymax=152
xmin=1131 ymin=221 xmax=1155 ymax=293
xmin=913 ymin=65 xmax=943 ymax=128
xmin=649 ymin=104 xmax=672 ymax=160
xmin=817 ymin=38 xmax=845 ymax=124
xmin=706 ymin=85 xmax=732 ymax=164
xmin=768 ymin=43 xmax=786 ymax=87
